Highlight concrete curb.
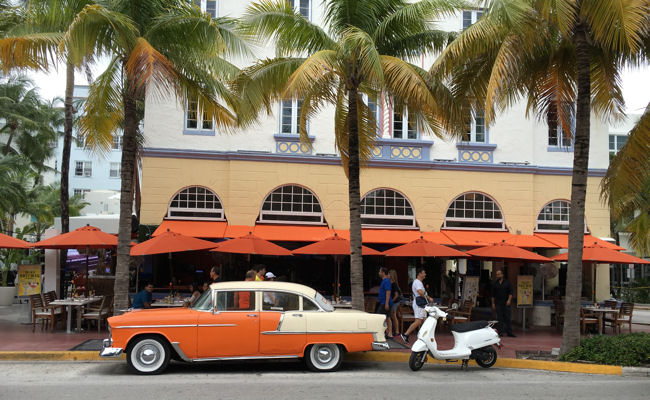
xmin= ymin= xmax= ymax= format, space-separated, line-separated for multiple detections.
xmin=0 ymin=351 xmax=640 ymax=376
xmin=345 ymin=352 xmax=624 ymax=375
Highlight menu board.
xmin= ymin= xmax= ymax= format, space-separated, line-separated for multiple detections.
xmin=17 ymin=264 xmax=41 ymax=296
xmin=462 ymin=276 xmax=479 ymax=305
xmin=517 ymin=275 xmax=533 ymax=308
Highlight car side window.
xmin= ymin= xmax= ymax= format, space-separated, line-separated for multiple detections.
xmin=215 ymin=291 xmax=255 ymax=311
xmin=262 ymin=291 xmax=300 ymax=312
xmin=302 ymin=297 xmax=320 ymax=311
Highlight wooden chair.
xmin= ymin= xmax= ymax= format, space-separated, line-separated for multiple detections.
xmin=449 ymin=300 xmax=473 ymax=324
xmin=612 ymin=302 xmax=634 ymax=334
xmin=82 ymin=296 xmax=112 ymax=332
xmin=29 ymin=293 xmax=64 ymax=332
xmin=580 ymin=307 xmax=600 ymax=334
xmin=553 ymin=299 xmax=565 ymax=331
xmin=397 ymin=303 xmax=415 ymax=333
xmin=602 ymin=300 xmax=619 ymax=332
xmin=364 ymin=297 xmax=378 ymax=313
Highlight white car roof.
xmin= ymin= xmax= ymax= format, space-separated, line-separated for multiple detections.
xmin=209 ymin=281 xmax=317 ymax=298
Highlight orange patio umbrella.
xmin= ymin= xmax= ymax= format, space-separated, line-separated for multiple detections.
xmin=382 ymin=237 xmax=467 ymax=258
xmin=292 ymin=234 xmax=381 ymax=256
xmin=130 ymin=229 xmax=218 ymax=256
xmin=0 ymin=232 xmax=31 ymax=249
xmin=33 ymin=225 xmax=118 ymax=296
xmin=293 ymin=235 xmax=381 ymax=297
xmin=211 ymin=233 xmax=292 ymax=256
xmin=552 ymin=243 xmax=650 ymax=264
xmin=466 ymin=241 xmax=553 ymax=263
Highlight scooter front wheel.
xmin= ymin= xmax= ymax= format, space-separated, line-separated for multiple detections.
xmin=408 ymin=351 xmax=427 ymax=371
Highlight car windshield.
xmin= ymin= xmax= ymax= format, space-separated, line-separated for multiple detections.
xmin=314 ymin=292 xmax=334 ymax=312
xmin=191 ymin=290 xmax=213 ymax=311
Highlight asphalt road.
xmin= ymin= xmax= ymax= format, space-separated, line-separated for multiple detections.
xmin=1 ymin=360 xmax=648 ymax=400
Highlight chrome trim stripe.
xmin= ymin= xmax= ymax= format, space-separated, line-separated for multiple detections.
xmin=115 ymin=324 xmax=197 ymax=329
xmin=262 ymin=331 xmax=375 ymax=335
xmin=171 ymin=342 xmax=192 ymax=362
xmin=198 ymin=324 xmax=237 ymax=327
xmin=193 ymin=355 xmax=300 ymax=362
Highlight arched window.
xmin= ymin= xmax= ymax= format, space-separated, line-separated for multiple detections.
xmin=443 ymin=192 xmax=505 ymax=230
xmin=361 ymin=188 xmax=416 ymax=228
xmin=259 ymin=185 xmax=324 ymax=224
xmin=535 ymin=200 xmax=588 ymax=232
xmin=168 ymin=186 xmax=225 ymax=220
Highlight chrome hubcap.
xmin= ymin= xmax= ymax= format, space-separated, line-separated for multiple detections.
xmin=138 ymin=345 xmax=159 ymax=365
xmin=316 ymin=346 xmax=332 ymax=364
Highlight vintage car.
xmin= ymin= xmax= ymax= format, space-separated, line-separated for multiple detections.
xmin=101 ymin=281 xmax=390 ymax=374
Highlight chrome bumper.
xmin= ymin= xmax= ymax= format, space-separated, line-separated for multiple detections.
xmin=372 ymin=341 xmax=390 ymax=351
xmin=99 ymin=338 xmax=123 ymax=357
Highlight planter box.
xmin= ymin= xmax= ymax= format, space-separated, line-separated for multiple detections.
xmin=0 ymin=286 xmax=16 ymax=306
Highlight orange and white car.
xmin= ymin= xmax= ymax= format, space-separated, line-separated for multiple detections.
xmin=101 ymin=281 xmax=389 ymax=374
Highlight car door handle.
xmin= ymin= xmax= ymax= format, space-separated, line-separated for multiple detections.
xmin=247 ymin=314 xmax=258 ymax=317
xmin=292 ymin=313 xmax=303 ymax=317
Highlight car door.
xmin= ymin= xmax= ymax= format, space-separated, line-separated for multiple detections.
xmin=259 ymin=290 xmax=306 ymax=355
xmin=196 ymin=290 xmax=259 ymax=358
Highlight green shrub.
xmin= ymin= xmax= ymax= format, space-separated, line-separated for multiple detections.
xmin=560 ymin=333 xmax=650 ymax=366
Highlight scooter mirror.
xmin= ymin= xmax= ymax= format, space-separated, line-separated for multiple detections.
xmin=451 ymin=303 xmax=458 ymax=310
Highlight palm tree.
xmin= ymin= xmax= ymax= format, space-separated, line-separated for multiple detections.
xmin=601 ymin=105 xmax=650 ymax=257
xmin=0 ymin=0 xmax=96 ymax=287
xmin=64 ymin=0 xmax=248 ymax=312
xmin=433 ymin=0 xmax=647 ymax=352
xmin=237 ymin=0 xmax=464 ymax=310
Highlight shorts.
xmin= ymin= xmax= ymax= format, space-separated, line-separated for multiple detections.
xmin=390 ymin=302 xmax=399 ymax=312
xmin=376 ymin=303 xmax=391 ymax=316
xmin=413 ymin=303 xmax=427 ymax=319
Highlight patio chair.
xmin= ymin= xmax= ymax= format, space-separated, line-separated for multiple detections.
xmin=449 ymin=300 xmax=473 ymax=325
xmin=580 ymin=307 xmax=600 ymax=334
xmin=602 ymin=300 xmax=619 ymax=332
xmin=29 ymin=293 xmax=64 ymax=332
xmin=82 ymin=295 xmax=112 ymax=333
xmin=553 ymin=299 xmax=565 ymax=330
xmin=364 ymin=297 xmax=378 ymax=313
xmin=397 ymin=303 xmax=415 ymax=333
xmin=612 ymin=302 xmax=634 ymax=334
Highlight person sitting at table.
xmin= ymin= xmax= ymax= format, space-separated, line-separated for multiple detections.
xmin=235 ymin=270 xmax=256 ymax=309
xmin=132 ymin=283 xmax=153 ymax=309
xmin=187 ymin=282 xmax=202 ymax=307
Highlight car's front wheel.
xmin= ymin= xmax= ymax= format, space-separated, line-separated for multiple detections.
xmin=127 ymin=336 xmax=170 ymax=375
xmin=304 ymin=343 xmax=343 ymax=372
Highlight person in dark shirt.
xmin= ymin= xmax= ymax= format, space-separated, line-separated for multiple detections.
xmin=491 ymin=270 xmax=515 ymax=337
xmin=209 ymin=267 xmax=221 ymax=284
xmin=132 ymin=283 xmax=153 ymax=309
xmin=376 ymin=267 xmax=393 ymax=339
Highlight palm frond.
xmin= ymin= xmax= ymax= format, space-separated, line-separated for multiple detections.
xmin=582 ymin=0 xmax=646 ymax=55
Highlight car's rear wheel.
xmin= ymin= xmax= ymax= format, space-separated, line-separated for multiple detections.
xmin=304 ymin=343 xmax=343 ymax=372
xmin=127 ymin=336 xmax=170 ymax=375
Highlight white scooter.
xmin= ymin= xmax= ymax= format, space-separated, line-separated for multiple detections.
xmin=409 ymin=304 xmax=501 ymax=371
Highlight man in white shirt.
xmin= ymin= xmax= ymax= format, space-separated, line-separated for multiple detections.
xmin=400 ymin=268 xmax=432 ymax=343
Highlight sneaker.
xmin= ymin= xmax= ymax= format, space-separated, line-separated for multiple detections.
xmin=385 ymin=334 xmax=394 ymax=340
xmin=399 ymin=334 xmax=409 ymax=343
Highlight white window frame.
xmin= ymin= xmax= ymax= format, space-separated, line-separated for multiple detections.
xmin=112 ymin=135 xmax=123 ymax=150
xmin=609 ymin=134 xmax=628 ymax=157
xmin=462 ymin=108 xmax=486 ymax=143
xmin=392 ymin=109 xmax=418 ymax=140
xmin=364 ymin=94 xmax=381 ymax=133
xmin=291 ymin=0 xmax=311 ymax=20
xmin=185 ymin=98 xmax=215 ymax=132
xmin=547 ymin=102 xmax=574 ymax=148
xmin=535 ymin=200 xmax=589 ymax=233
xmin=74 ymin=161 xmax=92 ymax=177
xmin=361 ymin=188 xmax=417 ymax=229
xmin=279 ymin=98 xmax=305 ymax=134
xmin=109 ymin=162 xmax=121 ymax=178
xmin=73 ymin=188 xmax=90 ymax=198
xmin=462 ymin=9 xmax=483 ymax=30
xmin=193 ymin=0 xmax=217 ymax=18
xmin=167 ymin=186 xmax=225 ymax=221
xmin=259 ymin=184 xmax=325 ymax=225
xmin=443 ymin=192 xmax=506 ymax=230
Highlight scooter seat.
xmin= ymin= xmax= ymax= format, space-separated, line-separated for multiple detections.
xmin=450 ymin=320 xmax=489 ymax=333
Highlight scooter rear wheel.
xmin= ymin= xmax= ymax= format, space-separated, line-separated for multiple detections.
xmin=408 ymin=351 xmax=427 ymax=371
xmin=475 ymin=346 xmax=497 ymax=368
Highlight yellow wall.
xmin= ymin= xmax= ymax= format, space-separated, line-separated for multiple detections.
xmin=140 ymin=157 xmax=610 ymax=237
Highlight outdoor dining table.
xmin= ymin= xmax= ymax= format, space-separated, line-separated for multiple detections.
xmin=584 ymin=306 xmax=618 ymax=334
xmin=151 ymin=300 xmax=186 ymax=308
xmin=49 ymin=296 xmax=103 ymax=334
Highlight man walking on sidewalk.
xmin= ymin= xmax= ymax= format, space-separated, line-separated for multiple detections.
xmin=492 ymin=270 xmax=515 ymax=337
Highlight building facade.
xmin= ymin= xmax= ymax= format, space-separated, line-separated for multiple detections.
xmin=139 ymin=1 xmax=614 ymax=302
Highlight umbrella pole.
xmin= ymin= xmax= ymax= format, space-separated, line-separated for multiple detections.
xmin=592 ymin=263 xmax=596 ymax=304
xmin=85 ymin=247 xmax=89 ymax=296
xmin=169 ymin=252 xmax=173 ymax=287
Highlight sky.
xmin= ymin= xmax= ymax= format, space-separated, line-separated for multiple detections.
xmin=29 ymin=62 xmax=649 ymax=117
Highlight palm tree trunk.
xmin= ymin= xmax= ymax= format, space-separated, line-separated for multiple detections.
xmin=113 ymin=81 xmax=138 ymax=313
xmin=560 ymin=19 xmax=591 ymax=354
xmin=347 ymin=87 xmax=364 ymax=310
xmin=59 ymin=61 xmax=74 ymax=297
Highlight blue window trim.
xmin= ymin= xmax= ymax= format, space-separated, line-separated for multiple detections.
xmin=376 ymin=137 xmax=432 ymax=147
xmin=183 ymin=129 xmax=216 ymax=136
xmin=547 ymin=145 xmax=574 ymax=152
xmin=273 ymin=133 xmax=316 ymax=142
xmin=456 ymin=142 xmax=496 ymax=151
